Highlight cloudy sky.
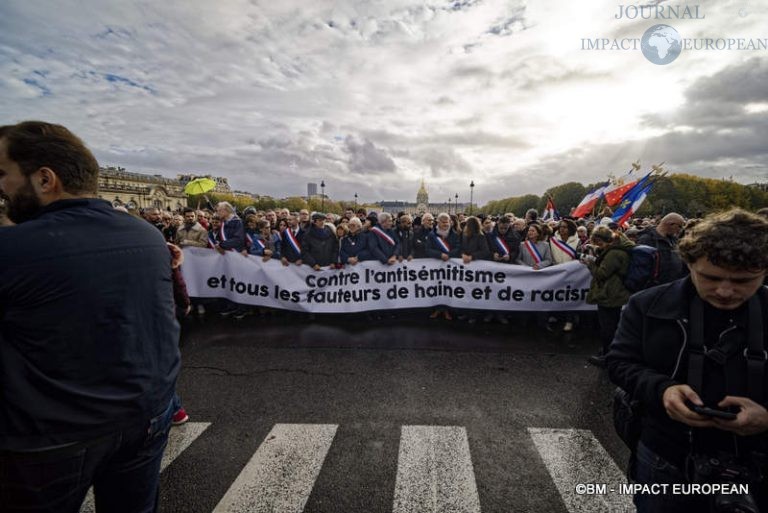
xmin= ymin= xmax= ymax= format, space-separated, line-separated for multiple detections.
xmin=1 ymin=0 xmax=766 ymax=205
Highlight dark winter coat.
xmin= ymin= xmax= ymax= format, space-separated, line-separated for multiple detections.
xmin=607 ymin=279 xmax=768 ymax=468
xmin=301 ymin=225 xmax=339 ymax=267
xmin=637 ymin=227 xmax=687 ymax=284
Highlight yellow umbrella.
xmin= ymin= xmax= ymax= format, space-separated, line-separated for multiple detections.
xmin=183 ymin=177 xmax=216 ymax=196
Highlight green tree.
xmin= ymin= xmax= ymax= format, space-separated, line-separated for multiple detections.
xmin=542 ymin=182 xmax=587 ymax=215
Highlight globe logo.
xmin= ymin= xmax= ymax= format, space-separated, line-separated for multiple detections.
xmin=641 ymin=24 xmax=682 ymax=65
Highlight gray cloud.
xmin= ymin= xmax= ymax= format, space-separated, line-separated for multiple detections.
xmin=344 ymin=135 xmax=397 ymax=174
xmin=0 ymin=0 xmax=765 ymax=206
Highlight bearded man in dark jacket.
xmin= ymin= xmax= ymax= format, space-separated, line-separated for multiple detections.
xmin=0 ymin=121 xmax=179 ymax=512
xmin=607 ymin=208 xmax=768 ymax=512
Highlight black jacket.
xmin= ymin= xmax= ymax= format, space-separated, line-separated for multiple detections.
xmin=413 ymin=225 xmax=432 ymax=258
xmin=486 ymin=227 xmax=522 ymax=263
xmin=369 ymin=227 xmax=401 ymax=263
xmin=301 ymin=225 xmax=339 ymax=267
xmin=426 ymin=230 xmax=461 ymax=258
xmin=607 ymin=278 xmax=768 ymax=468
xmin=0 ymin=199 xmax=180 ymax=450
xmin=281 ymin=227 xmax=305 ymax=262
xmin=396 ymin=227 xmax=415 ymax=259
xmin=636 ymin=227 xmax=687 ymax=284
xmin=460 ymin=233 xmax=491 ymax=260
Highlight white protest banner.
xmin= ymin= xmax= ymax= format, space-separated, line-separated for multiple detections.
xmin=181 ymin=248 xmax=596 ymax=313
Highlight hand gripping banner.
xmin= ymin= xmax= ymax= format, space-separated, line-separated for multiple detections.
xmin=181 ymin=247 xmax=596 ymax=313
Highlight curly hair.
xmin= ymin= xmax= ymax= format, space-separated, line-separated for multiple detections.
xmin=678 ymin=208 xmax=768 ymax=271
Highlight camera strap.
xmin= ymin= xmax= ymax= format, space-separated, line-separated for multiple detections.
xmin=687 ymin=294 xmax=765 ymax=403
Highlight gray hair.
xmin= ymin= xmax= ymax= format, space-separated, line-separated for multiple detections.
xmin=216 ymin=201 xmax=235 ymax=214
xmin=436 ymin=212 xmax=450 ymax=222
xmin=348 ymin=217 xmax=362 ymax=228
xmin=378 ymin=212 xmax=392 ymax=223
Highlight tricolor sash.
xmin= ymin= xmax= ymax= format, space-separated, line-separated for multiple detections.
xmin=550 ymin=237 xmax=577 ymax=260
xmin=435 ymin=236 xmax=451 ymax=254
xmin=207 ymin=233 xmax=217 ymax=249
xmin=284 ymin=229 xmax=302 ymax=254
xmin=523 ymin=240 xmax=543 ymax=264
xmin=219 ymin=224 xmax=227 ymax=242
xmin=245 ymin=232 xmax=254 ymax=248
xmin=494 ymin=236 xmax=510 ymax=256
xmin=371 ymin=226 xmax=396 ymax=246
xmin=252 ymin=237 xmax=266 ymax=251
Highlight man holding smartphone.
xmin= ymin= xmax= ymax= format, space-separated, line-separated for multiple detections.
xmin=607 ymin=208 xmax=768 ymax=512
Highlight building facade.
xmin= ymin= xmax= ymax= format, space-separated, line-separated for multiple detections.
xmin=377 ymin=180 xmax=468 ymax=216
xmin=98 ymin=167 xmax=233 ymax=210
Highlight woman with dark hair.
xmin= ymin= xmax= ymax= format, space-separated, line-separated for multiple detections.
xmin=582 ymin=226 xmax=634 ymax=367
xmin=516 ymin=223 xmax=553 ymax=270
xmin=459 ymin=217 xmax=491 ymax=323
xmin=550 ymin=219 xmax=579 ymax=265
xmin=460 ymin=217 xmax=491 ymax=263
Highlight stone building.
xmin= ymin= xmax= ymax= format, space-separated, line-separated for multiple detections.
xmin=97 ymin=167 xmax=234 ymax=210
xmin=97 ymin=166 xmax=187 ymax=210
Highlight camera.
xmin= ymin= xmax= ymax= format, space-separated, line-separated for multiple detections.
xmin=687 ymin=451 xmax=763 ymax=513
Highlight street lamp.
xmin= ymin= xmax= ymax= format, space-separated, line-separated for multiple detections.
xmin=320 ymin=180 xmax=325 ymax=211
xmin=447 ymin=197 xmax=451 ymax=214
xmin=354 ymin=193 xmax=358 ymax=208
xmin=455 ymin=193 xmax=458 ymax=215
xmin=469 ymin=180 xmax=475 ymax=215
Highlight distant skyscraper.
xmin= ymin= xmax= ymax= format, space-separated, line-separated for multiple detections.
xmin=307 ymin=182 xmax=318 ymax=197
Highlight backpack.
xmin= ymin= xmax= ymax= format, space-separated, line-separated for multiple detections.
xmin=623 ymin=245 xmax=660 ymax=292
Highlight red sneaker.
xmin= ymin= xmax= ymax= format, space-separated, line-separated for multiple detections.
xmin=172 ymin=407 xmax=189 ymax=426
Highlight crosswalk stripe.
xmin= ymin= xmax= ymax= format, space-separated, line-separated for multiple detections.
xmin=393 ymin=425 xmax=481 ymax=513
xmin=528 ymin=428 xmax=635 ymax=513
xmin=212 ymin=423 xmax=338 ymax=513
xmin=80 ymin=421 xmax=211 ymax=513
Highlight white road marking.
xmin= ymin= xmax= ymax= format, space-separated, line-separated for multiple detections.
xmin=528 ymin=428 xmax=635 ymax=513
xmin=80 ymin=421 xmax=211 ymax=512
xmin=393 ymin=425 xmax=482 ymax=513
xmin=212 ymin=423 xmax=338 ymax=513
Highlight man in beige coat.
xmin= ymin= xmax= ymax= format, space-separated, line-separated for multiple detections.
xmin=175 ymin=207 xmax=208 ymax=248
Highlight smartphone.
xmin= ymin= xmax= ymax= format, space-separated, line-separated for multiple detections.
xmin=685 ymin=400 xmax=737 ymax=420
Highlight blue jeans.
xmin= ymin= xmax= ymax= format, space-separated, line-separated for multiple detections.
xmin=633 ymin=441 xmax=709 ymax=513
xmin=0 ymin=399 xmax=174 ymax=513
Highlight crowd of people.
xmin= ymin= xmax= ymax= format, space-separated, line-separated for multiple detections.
xmin=129 ymin=201 xmax=697 ymax=328
xmin=3 ymin=120 xmax=768 ymax=513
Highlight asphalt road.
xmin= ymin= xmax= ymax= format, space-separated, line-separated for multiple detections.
xmin=158 ymin=310 xmax=632 ymax=513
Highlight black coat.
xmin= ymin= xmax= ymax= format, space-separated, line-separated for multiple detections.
xmin=636 ymin=227 xmax=687 ymax=284
xmin=0 ymin=199 xmax=180 ymax=450
xmin=607 ymin=278 xmax=768 ymax=467
xmin=486 ymin=227 xmax=521 ymax=263
xmin=301 ymin=226 xmax=339 ymax=267
xmin=280 ymin=227 xmax=305 ymax=262
xmin=460 ymin=233 xmax=491 ymax=260
xmin=413 ymin=225 xmax=432 ymax=258
xmin=396 ymin=227 xmax=415 ymax=259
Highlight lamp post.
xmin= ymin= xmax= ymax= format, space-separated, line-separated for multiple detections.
xmin=354 ymin=193 xmax=358 ymax=208
xmin=469 ymin=180 xmax=475 ymax=215
xmin=455 ymin=193 xmax=458 ymax=215
xmin=320 ymin=180 xmax=325 ymax=211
